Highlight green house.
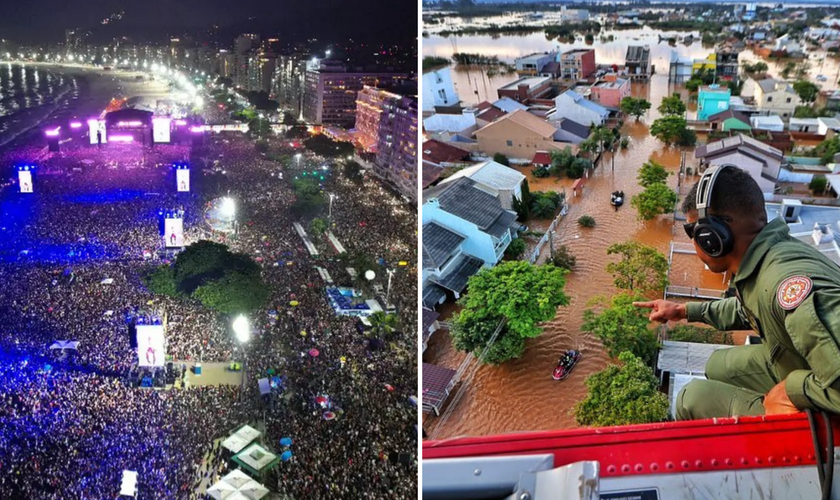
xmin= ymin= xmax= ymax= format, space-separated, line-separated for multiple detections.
xmin=707 ymin=109 xmax=752 ymax=132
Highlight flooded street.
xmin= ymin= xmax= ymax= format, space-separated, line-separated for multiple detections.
xmin=422 ymin=25 xmax=825 ymax=439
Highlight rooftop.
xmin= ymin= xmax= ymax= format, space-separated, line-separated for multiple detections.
xmin=696 ymin=133 xmax=784 ymax=160
xmin=493 ymin=96 xmax=529 ymax=113
xmin=425 ymin=177 xmax=518 ymax=238
xmin=423 ymin=222 xmax=466 ymax=269
xmin=422 ymin=139 xmax=470 ymax=165
xmin=477 ymin=109 xmax=558 ymax=139
xmin=423 ymin=113 xmax=477 ymax=133
xmin=625 ymin=45 xmax=650 ymax=62
xmin=499 ymin=76 xmax=551 ymax=92
xmin=440 ymin=160 xmax=526 ymax=192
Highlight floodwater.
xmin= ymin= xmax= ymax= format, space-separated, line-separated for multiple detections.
xmin=423 ymin=25 xmax=840 ymax=440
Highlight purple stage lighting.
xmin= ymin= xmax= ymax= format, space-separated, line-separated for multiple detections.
xmin=45 ymin=126 xmax=61 ymax=137
xmin=109 ymin=135 xmax=134 ymax=143
xmin=70 ymin=121 xmax=83 ymax=129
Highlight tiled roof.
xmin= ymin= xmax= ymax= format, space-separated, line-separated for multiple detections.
xmin=422 ymin=222 xmax=465 ymax=269
xmin=422 ymin=139 xmax=470 ymax=165
xmin=477 ymin=109 xmax=557 ymax=138
xmin=695 ymin=133 xmax=783 ymax=161
xmin=430 ymin=254 xmax=485 ymax=293
xmin=559 ymin=117 xmax=591 ymax=139
xmin=441 ymin=160 xmax=526 ymax=191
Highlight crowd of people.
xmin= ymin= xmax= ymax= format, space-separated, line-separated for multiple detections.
xmin=0 ymin=129 xmax=418 ymax=499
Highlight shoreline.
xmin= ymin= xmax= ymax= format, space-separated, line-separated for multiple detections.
xmin=0 ymin=62 xmax=172 ymax=155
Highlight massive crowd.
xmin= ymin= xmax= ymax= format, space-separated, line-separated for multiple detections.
xmin=0 ymin=130 xmax=418 ymax=499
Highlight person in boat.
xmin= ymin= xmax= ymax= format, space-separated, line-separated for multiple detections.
xmin=634 ymin=165 xmax=840 ymax=420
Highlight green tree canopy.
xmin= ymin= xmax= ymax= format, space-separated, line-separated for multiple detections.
xmin=310 ymin=218 xmax=328 ymax=242
xmin=793 ymin=80 xmax=819 ymax=103
xmin=286 ymin=125 xmax=309 ymax=139
xmin=145 ymin=240 xmax=268 ymax=314
xmin=552 ymin=244 xmax=577 ymax=271
xmin=631 ymin=182 xmax=678 ymax=221
xmin=344 ymin=160 xmax=364 ymax=184
xmin=550 ymin=147 xmax=575 ymax=176
xmin=292 ymin=178 xmax=327 ymax=214
xmin=658 ymin=93 xmax=687 ymax=116
xmin=605 ymin=241 xmax=669 ymax=293
xmin=247 ymin=118 xmax=272 ymax=138
xmin=451 ymin=261 xmax=569 ymax=364
xmin=650 ymin=116 xmax=693 ymax=146
xmin=304 ymin=134 xmax=355 ymax=158
xmin=368 ymin=311 xmax=400 ymax=339
xmin=531 ymin=196 xmax=557 ymax=219
xmin=493 ymin=153 xmax=510 ymax=166
xmin=582 ymin=293 xmax=659 ymax=364
xmin=620 ymin=96 xmax=652 ymax=120
xmin=668 ymin=324 xmax=733 ymax=344
xmin=637 ymin=160 xmax=670 ymax=187
xmin=505 ymin=237 xmax=526 ymax=259
xmin=574 ymin=351 xmax=670 ymax=427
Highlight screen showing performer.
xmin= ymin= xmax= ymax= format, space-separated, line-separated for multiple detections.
xmin=18 ymin=170 xmax=33 ymax=193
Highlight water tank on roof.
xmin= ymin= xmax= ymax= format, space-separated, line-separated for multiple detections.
xmin=781 ymin=199 xmax=802 ymax=223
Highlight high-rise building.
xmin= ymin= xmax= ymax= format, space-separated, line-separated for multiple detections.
xmin=275 ymin=53 xmax=310 ymax=117
xmin=374 ymin=94 xmax=418 ymax=202
xmin=303 ymin=59 xmax=410 ymax=127
xmin=355 ymin=86 xmax=403 ymax=152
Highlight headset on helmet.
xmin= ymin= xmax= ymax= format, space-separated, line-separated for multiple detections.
xmin=693 ymin=164 xmax=735 ymax=258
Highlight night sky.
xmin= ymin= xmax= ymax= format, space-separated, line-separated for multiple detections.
xmin=1 ymin=0 xmax=417 ymax=45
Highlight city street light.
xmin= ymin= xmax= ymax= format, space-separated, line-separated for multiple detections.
xmin=232 ymin=315 xmax=250 ymax=401
xmin=328 ymin=193 xmax=337 ymax=220
xmin=385 ymin=269 xmax=395 ymax=309
xmin=232 ymin=315 xmax=250 ymax=343
xmin=295 ymin=153 xmax=302 ymax=167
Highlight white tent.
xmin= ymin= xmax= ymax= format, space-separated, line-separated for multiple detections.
xmin=120 ymin=470 xmax=138 ymax=498
xmin=100 ymin=278 xmax=115 ymax=285
xmin=238 ymin=480 xmax=270 ymax=500
xmin=207 ymin=481 xmax=237 ymax=500
xmin=49 ymin=340 xmax=79 ymax=350
xmin=221 ymin=425 xmax=262 ymax=454
xmin=221 ymin=469 xmax=253 ymax=489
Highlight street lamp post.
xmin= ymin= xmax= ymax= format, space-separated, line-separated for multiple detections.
xmin=295 ymin=153 xmax=302 ymax=168
xmin=232 ymin=315 xmax=250 ymax=401
xmin=385 ymin=269 xmax=395 ymax=309
xmin=328 ymin=193 xmax=336 ymax=220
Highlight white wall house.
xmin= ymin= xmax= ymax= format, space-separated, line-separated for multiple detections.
xmin=422 ymin=68 xmax=460 ymax=114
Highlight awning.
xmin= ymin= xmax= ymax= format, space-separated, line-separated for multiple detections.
xmin=422 ymin=363 xmax=457 ymax=409
xmin=429 ymin=255 xmax=484 ymax=294
xmin=532 ymin=151 xmax=552 ymax=165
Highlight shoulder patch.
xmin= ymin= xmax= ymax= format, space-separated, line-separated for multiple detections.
xmin=777 ymin=275 xmax=813 ymax=310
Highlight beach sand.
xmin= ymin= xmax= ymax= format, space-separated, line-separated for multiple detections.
xmin=0 ymin=62 xmax=174 ymax=153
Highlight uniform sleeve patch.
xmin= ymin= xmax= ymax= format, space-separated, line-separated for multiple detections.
xmin=777 ymin=275 xmax=813 ymax=310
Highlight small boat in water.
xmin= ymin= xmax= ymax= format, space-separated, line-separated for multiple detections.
xmin=610 ymin=190 xmax=624 ymax=208
xmin=552 ymin=349 xmax=582 ymax=381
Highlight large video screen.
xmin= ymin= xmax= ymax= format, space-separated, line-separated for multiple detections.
xmin=176 ymin=168 xmax=190 ymax=192
xmin=164 ymin=217 xmax=184 ymax=247
xmin=136 ymin=324 xmax=165 ymax=367
xmin=153 ymin=118 xmax=171 ymax=143
xmin=88 ymin=120 xmax=107 ymax=145
xmin=18 ymin=170 xmax=33 ymax=193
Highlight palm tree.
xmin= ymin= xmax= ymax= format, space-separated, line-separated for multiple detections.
xmin=531 ymin=197 xmax=557 ymax=219
xmin=368 ymin=311 xmax=399 ymax=339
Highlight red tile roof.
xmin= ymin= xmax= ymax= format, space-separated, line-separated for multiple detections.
xmin=422 ymin=139 xmax=470 ymax=165
xmin=532 ymin=151 xmax=552 ymax=165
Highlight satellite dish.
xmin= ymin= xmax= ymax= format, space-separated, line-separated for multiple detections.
xmin=365 ymin=270 xmax=376 ymax=281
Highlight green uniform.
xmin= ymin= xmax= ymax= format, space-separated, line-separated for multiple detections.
xmin=676 ymin=218 xmax=840 ymax=420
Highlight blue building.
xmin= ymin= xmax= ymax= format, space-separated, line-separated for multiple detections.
xmin=698 ymin=85 xmax=731 ymax=121
xmin=422 ymin=177 xmax=519 ymax=308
